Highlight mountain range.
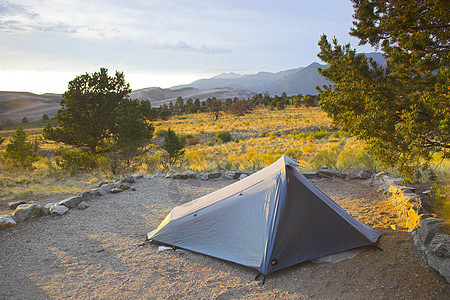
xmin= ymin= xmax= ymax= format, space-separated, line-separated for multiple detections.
xmin=0 ymin=53 xmax=385 ymax=123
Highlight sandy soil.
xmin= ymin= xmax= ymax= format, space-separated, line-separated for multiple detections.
xmin=0 ymin=177 xmax=448 ymax=299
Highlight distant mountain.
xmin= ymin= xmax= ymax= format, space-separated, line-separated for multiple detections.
xmin=172 ymin=52 xmax=385 ymax=96
xmin=129 ymin=87 xmax=256 ymax=107
xmin=0 ymin=91 xmax=61 ymax=123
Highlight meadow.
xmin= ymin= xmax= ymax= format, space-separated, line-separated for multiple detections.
xmin=0 ymin=106 xmax=448 ymax=218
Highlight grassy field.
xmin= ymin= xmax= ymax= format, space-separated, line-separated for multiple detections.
xmin=0 ymin=106 xmax=448 ymax=219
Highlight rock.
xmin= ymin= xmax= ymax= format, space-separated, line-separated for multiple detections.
xmin=422 ymin=190 xmax=432 ymax=195
xmin=132 ymin=174 xmax=144 ymax=180
xmin=40 ymin=205 xmax=50 ymax=215
xmin=427 ymin=253 xmax=450 ymax=283
xmin=347 ymin=168 xmax=374 ymax=180
xmin=12 ymin=204 xmax=44 ymax=223
xmin=114 ymin=181 xmax=130 ymax=190
xmin=80 ymin=190 xmax=94 ymax=201
xmin=182 ymin=170 xmax=197 ymax=179
xmin=382 ymin=176 xmax=404 ymax=186
xmin=0 ymin=215 xmax=16 ymax=230
xmin=98 ymin=180 xmax=110 ymax=187
xmin=143 ymin=174 xmax=152 ymax=179
xmin=131 ymin=186 xmax=136 ymax=191
xmin=77 ymin=201 xmax=90 ymax=210
xmin=165 ymin=173 xmax=174 ymax=179
xmin=207 ymin=172 xmax=222 ymax=179
xmin=92 ymin=188 xmax=108 ymax=196
xmin=234 ymin=172 xmax=249 ymax=179
xmin=224 ymin=171 xmax=235 ymax=179
xmin=373 ymin=171 xmax=387 ymax=181
xmin=8 ymin=200 xmax=27 ymax=210
xmin=317 ymin=169 xmax=347 ymax=179
xmin=320 ymin=166 xmax=329 ymax=170
xmin=239 ymin=174 xmax=248 ymax=180
xmin=49 ymin=204 xmax=69 ymax=215
xmin=301 ymin=172 xmax=319 ymax=180
xmin=59 ymin=195 xmax=83 ymax=209
xmin=429 ymin=234 xmax=450 ymax=257
xmin=198 ymin=173 xmax=209 ymax=181
xmin=121 ymin=176 xmax=136 ymax=183
xmin=154 ymin=173 xmax=165 ymax=178
xmin=110 ymin=188 xmax=123 ymax=194
xmin=172 ymin=173 xmax=188 ymax=179
xmin=418 ymin=218 xmax=444 ymax=245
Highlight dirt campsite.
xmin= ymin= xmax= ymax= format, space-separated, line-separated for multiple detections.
xmin=1 ymin=176 xmax=448 ymax=299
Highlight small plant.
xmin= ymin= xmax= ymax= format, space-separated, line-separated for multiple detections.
xmin=154 ymin=128 xmax=167 ymax=137
xmin=3 ymin=126 xmax=39 ymax=168
xmin=160 ymin=129 xmax=186 ymax=170
xmin=216 ymin=131 xmax=232 ymax=144
xmin=56 ymin=147 xmax=98 ymax=174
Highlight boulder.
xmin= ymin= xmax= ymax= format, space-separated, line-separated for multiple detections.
xmin=77 ymin=201 xmax=90 ymax=210
xmin=114 ymin=181 xmax=130 ymax=190
xmin=8 ymin=200 xmax=27 ymax=210
xmin=172 ymin=173 xmax=188 ymax=179
xmin=239 ymin=174 xmax=248 ymax=180
xmin=234 ymin=172 xmax=249 ymax=179
xmin=12 ymin=204 xmax=44 ymax=223
xmin=80 ymin=190 xmax=94 ymax=201
xmin=301 ymin=172 xmax=319 ymax=180
xmin=382 ymin=176 xmax=404 ymax=186
xmin=198 ymin=173 xmax=209 ymax=181
xmin=59 ymin=195 xmax=83 ymax=209
xmin=121 ymin=176 xmax=136 ymax=183
xmin=132 ymin=174 xmax=144 ymax=180
xmin=429 ymin=233 xmax=450 ymax=257
xmin=418 ymin=218 xmax=444 ymax=245
xmin=182 ymin=170 xmax=197 ymax=179
xmin=98 ymin=180 xmax=110 ymax=187
xmin=110 ymin=188 xmax=123 ymax=194
xmin=154 ymin=173 xmax=165 ymax=178
xmin=165 ymin=173 xmax=174 ymax=179
xmin=92 ymin=188 xmax=108 ymax=196
xmin=373 ymin=171 xmax=387 ymax=181
xmin=49 ymin=204 xmax=69 ymax=216
xmin=317 ymin=169 xmax=347 ymax=179
xmin=207 ymin=172 xmax=222 ymax=179
xmin=347 ymin=169 xmax=374 ymax=180
xmin=224 ymin=171 xmax=235 ymax=180
xmin=427 ymin=253 xmax=450 ymax=283
xmin=0 ymin=215 xmax=16 ymax=230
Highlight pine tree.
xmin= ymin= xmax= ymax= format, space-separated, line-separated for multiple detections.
xmin=3 ymin=127 xmax=38 ymax=168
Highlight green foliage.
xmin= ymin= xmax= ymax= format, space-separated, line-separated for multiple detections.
xmin=310 ymin=149 xmax=379 ymax=172
xmin=161 ymin=129 xmax=186 ymax=170
xmin=0 ymin=135 xmax=4 ymax=145
xmin=22 ymin=117 xmax=29 ymax=123
xmin=317 ymin=0 xmax=449 ymax=180
xmin=44 ymin=68 xmax=131 ymax=153
xmin=154 ymin=128 xmax=167 ymax=137
xmin=42 ymin=114 xmax=49 ymax=121
xmin=108 ymin=99 xmax=154 ymax=174
xmin=3 ymin=126 xmax=38 ymax=168
xmin=284 ymin=148 xmax=303 ymax=161
xmin=216 ymin=131 xmax=232 ymax=144
xmin=55 ymin=147 xmax=98 ymax=175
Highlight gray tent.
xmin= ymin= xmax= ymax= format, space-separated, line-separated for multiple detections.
xmin=147 ymin=155 xmax=380 ymax=275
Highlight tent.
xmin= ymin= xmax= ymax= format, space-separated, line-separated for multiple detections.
xmin=147 ymin=155 xmax=381 ymax=275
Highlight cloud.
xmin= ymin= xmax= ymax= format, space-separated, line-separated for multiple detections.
xmin=156 ymin=41 xmax=231 ymax=54
xmin=0 ymin=0 xmax=78 ymax=33
xmin=0 ymin=1 xmax=37 ymax=18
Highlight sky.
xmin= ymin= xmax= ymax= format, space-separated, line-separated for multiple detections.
xmin=0 ymin=0 xmax=375 ymax=94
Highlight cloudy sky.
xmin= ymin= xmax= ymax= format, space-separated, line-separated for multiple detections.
xmin=0 ymin=0 xmax=374 ymax=94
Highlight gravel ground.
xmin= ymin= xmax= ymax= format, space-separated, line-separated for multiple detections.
xmin=0 ymin=177 xmax=448 ymax=299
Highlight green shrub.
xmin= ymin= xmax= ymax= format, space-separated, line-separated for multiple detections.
xmin=56 ymin=147 xmax=98 ymax=174
xmin=216 ymin=131 xmax=232 ymax=143
xmin=154 ymin=128 xmax=167 ymax=137
xmin=310 ymin=149 xmax=339 ymax=170
xmin=3 ymin=126 xmax=38 ymax=168
xmin=284 ymin=148 xmax=303 ymax=161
